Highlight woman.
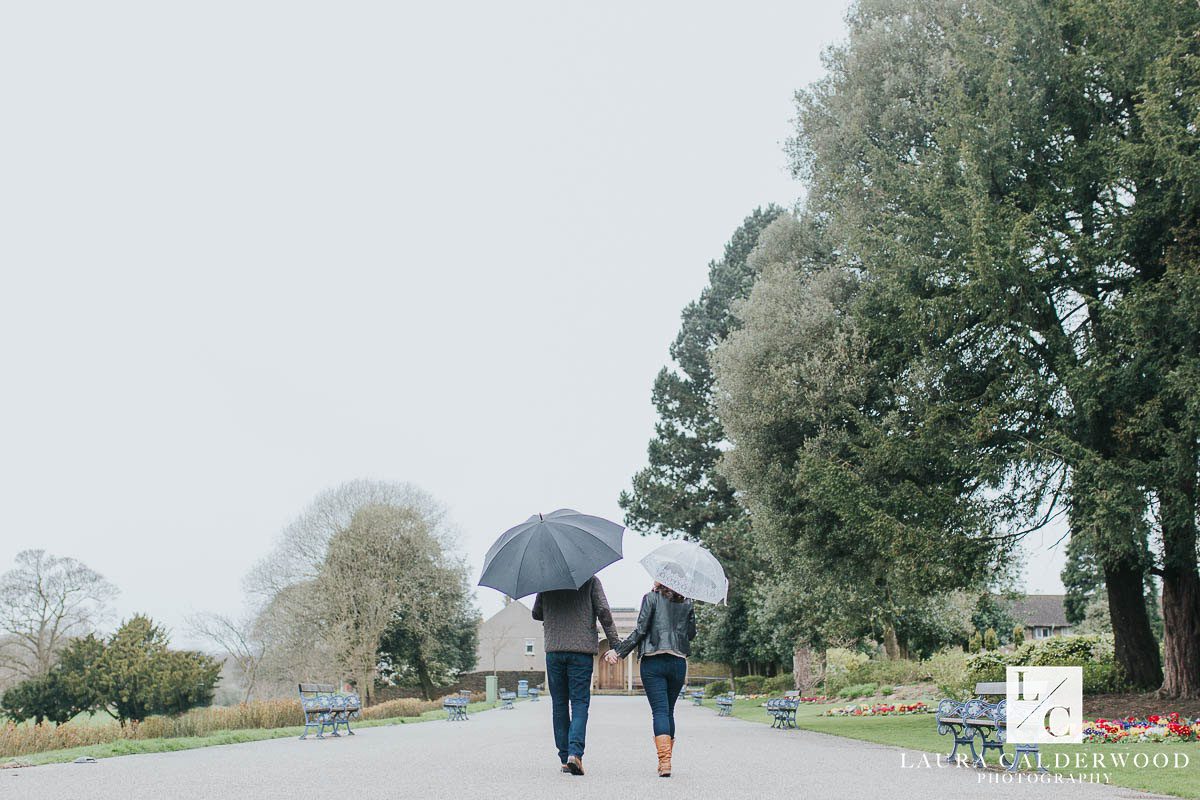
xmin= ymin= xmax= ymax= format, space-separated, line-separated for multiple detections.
xmin=607 ymin=581 xmax=696 ymax=777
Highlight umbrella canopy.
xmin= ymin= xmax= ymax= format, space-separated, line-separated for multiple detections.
xmin=478 ymin=509 xmax=624 ymax=599
xmin=640 ymin=540 xmax=728 ymax=604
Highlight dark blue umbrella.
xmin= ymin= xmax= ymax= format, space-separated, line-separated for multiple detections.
xmin=478 ymin=509 xmax=624 ymax=599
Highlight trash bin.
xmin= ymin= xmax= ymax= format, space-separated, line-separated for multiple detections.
xmin=517 ymin=679 xmax=529 ymax=697
xmin=486 ymin=675 xmax=498 ymax=704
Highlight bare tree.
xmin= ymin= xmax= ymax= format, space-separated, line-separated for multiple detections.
xmin=0 ymin=550 xmax=118 ymax=679
xmin=247 ymin=481 xmax=461 ymax=704
xmin=188 ymin=611 xmax=267 ymax=703
xmin=245 ymin=480 xmax=454 ymax=601
xmin=253 ymin=583 xmax=337 ymax=696
xmin=481 ymin=618 xmax=518 ymax=677
xmin=320 ymin=504 xmax=444 ymax=703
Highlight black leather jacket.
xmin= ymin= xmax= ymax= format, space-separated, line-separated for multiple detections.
xmin=614 ymin=590 xmax=696 ymax=659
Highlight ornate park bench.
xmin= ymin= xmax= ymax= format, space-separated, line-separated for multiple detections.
xmin=765 ymin=697 xmax=798 ymax=729
xmin=298 ymin=683 xmax=361 ymax=740
xmin=689 ymin=690 xmax=704 ymax=706
xmin=443 ymin=690 xmax=471 ymax=721
xmin=529 ymin=687 xmax=540 ymax=702
xmin=715 ymin=693 xmax=734 ymax=717
xmin=498 ymin=689 xmax=516 ymax=710
xmin=936 ymin=682 xmax=1044 ymax=772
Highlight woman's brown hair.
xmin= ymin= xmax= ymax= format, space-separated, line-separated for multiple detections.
xmin=653 ymin=582 xmax=686 ymax=603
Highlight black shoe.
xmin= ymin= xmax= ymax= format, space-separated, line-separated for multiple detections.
xmin=567 ymin=755 xmax=584 ymax=775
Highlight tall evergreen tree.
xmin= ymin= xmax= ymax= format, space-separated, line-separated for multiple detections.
xmin=713 ymin=246 xmax=1007 ymax=658
xmin=620 ymin=206 xmax=787 ymax=672
xmin=788 ymin=0 xmax=1199 ymax=693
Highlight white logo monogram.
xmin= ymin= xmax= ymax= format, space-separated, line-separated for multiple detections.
xmin=1006 ymin=666 xmax=1083 ymax=744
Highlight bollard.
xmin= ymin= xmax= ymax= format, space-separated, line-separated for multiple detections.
xmin=486 ymin=675 xmax=498 ymax=704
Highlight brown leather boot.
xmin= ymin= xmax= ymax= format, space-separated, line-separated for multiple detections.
xmin=655 ymin=734 xmax=672 ymax=777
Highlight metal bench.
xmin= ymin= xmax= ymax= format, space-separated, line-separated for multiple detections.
xmin=298 ymin=683 xmax=359 ymax=739
xmin=443 ymin=690 xmax=471 ymax=721
xmin=689 ymin=690 xmax=704 ymax=706
xmin=936 ymin=682 xmax=1044 ymax=772
xmin=329 ymin=691 xmax=361 ymax=736
xmin=529 ymin=687 xmax=540 ymax=702
xmin=765 ymin=697 xmax=798 ymax=729
xmin=715 ymin=693 xmax=734 ymax=717
xmin=498 ymin=689 xmax=516 ymax=710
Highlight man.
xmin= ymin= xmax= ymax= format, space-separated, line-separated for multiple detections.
xmin=532 ymin=575 xmax=621 ymax=776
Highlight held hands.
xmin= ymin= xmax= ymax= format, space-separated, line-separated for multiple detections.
xmin=603 ymin=650 xmax=619 ymax=665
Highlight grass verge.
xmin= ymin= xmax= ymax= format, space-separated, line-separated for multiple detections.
xmin=6 ymin=701 xmax=498 ymax=767
xmin=728 ymin=699 xmax=1199 ymax=799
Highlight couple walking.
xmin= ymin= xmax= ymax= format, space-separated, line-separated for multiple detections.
xmin=532 ymin=576 xmax=696 ymax=778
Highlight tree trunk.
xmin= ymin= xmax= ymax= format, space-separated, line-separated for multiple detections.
xmin=882 ymin=625 xmax=901 ymax=660
xmin=415 ymin=656 xmax=437 ymax=701
xmin=1159 ymin=460 xmax=1200 ymax=699
xmin=355 ymin=668 xmax=373 ymax=705
xmin=1160 ymin=570 xmax=1200 ymax=698
xmin=1104 ymin=554 xmax=1163 ymax=689
xmin=793 ymin=644 xmax=814 ymax=692
xmin=1071 ymin=453 xmax=1163 ymax=690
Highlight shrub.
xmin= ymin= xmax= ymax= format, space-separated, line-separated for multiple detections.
xmin=857 ymin=659 xmax=925 ymax=685
xmin=963 ymin=635 xmax=1123 ymax=695
xmin=360 ymin=698 xmax=437 ymax=721
xmin=879 ymin=685 xmax=894 ymax=696
xmin=763 ymin=674 xmax=795 ymax=694
xmin=1081 ymin=663 xmax=1125 ymax=694
xmin=2 ymin=618 xmax=221 ymax=728
xmin=983 ymin=628 xmax=998 ymax=651
xmin=825 ymin=648 xmax=869 ymax=677
xmin=705 ymin=680 xmax=731 ymax=696
xmin=1012 ymin=625 xmax=1025 ymax=646
xmin=820 ymin=650 xmax=930 ymax=695
xmin=967 ymin=631 xmax=982 ymax=653
xmin=822 ymin=648 xmax=870 ymax=694
xmin=99 ymin=616 xmax=221 ymax=723
xmin=1 ymin=676 xmax=76 ymax=725
xmin=0 ymin=694 xmax=441 ymax=759
xmin=135 ymin=699 xmax=302 ymax=739
xmin=734 ymin=675 xmax=766 ymax=694
xmin=966 ymin=652 xmax=1007 ymax=682
xmin=836 ymin=682 xmax=877 ymax=699
xmin=924 ymin=648 xmax=972 ymax=698
xmin=0 ymin=719 xmax=123 ymax=758
xmin=1026 ymin=635 xmax=1107 ymax=666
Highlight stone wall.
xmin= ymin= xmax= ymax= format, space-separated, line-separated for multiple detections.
xmin=457 ymin=670 xmax=546 ymax=694
xmin=374 ymin=670 xmax=546 ymax=702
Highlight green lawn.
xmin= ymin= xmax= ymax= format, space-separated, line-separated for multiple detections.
xmin=7 ymin=701 xmax=499 ymax=767
xmin=729 ymin=699 xmax=1200 ymax=799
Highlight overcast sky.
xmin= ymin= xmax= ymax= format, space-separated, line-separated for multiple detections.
xmin=0 ymin=1 xmax=1066 ymax=649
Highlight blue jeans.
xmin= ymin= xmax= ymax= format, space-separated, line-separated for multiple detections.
xmin=640 ymin=654 xmax=687 ymax=738
xmin=545 ymin=651 xmax=593 ymax=762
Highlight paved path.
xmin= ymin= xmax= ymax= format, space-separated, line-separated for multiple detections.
xmin=6 ymin=697 xmax=1164 ymax=799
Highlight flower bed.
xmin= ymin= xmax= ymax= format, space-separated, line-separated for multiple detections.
xmin=799 ymin=696 xmax=828 ymax=703
xmin=822 ymin=701 xmax=929 ymax=717
xmin=1084 ymin=713 xmax=1200 ymax=743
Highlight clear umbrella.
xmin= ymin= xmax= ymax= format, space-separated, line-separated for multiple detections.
xmin=639 ymin=540 xmax=728 ymax=604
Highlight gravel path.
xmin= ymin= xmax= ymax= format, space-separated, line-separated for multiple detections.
xmin=6 ymin=696 xmax=1164 ymax=799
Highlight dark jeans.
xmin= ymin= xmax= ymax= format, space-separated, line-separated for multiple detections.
xmin=545 ymin=651 xmax=593 ymax=762
xmin=640 ymin=653 xmax=687 ymax=738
